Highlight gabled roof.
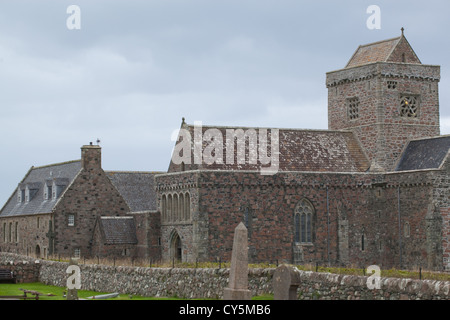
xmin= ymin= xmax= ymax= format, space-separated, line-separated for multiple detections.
xmin=169 ymin=121 xmax=370 ymax=173
xmin=0 ymin=160 xmax=82 ymax=217
xmin=106 ymin=171 xmax=161 ymax=212
xmin=346 ymin=32 xmax=421 ymax=68
xmin=97 ymin=216 xmax=137 ymax=245
xmin=395 ymin=135 xmax=450 ymax=172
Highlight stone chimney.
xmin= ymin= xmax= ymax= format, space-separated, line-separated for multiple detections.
xmin=81 ymin=143 xmax=102 ymax=171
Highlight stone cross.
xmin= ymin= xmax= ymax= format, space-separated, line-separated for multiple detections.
xmin=273 ymin=264 xmax=301 ymax=300
xmin=223 ymin=222 xmax=252 ymax=300
xmin=45 ymin=220 xmax=55 ymax=255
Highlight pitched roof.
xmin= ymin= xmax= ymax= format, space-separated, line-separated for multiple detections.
xmin=346 ymin=34 xmax=421 ymax=68
xmin=106 ymin=171 xmax=161 ymax=212
xmin=395 ymin=135 xmax=450 ymax=171
xmin=0 ymin=160 xmax=82 ymax=217
xmin=169 ymin=123 xmax=370 ymax=173
xmin=97 ymin=216 xmax=137 ymax=245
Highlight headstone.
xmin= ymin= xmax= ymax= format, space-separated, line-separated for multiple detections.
xmin=273 ymin=264 xmax=301 ymax=300
xmin=223 ymin=222 xmax=252 ymax=300
xmin=66 ymin=258 xmax=81 ymax=300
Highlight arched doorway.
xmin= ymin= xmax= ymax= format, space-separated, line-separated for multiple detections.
xmin=35 ymin=245 xmax=41 ymax=258
xmin=170 ymin=231 xmax=182 ymax=262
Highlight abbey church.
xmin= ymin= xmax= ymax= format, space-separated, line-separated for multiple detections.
xmin=1 ymin=31 xmax=449 ymax=271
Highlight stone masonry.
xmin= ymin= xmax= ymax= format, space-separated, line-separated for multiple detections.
xmin=1 ymin=253 xmax=449 ymax=300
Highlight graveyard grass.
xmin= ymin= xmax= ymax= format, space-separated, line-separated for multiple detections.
xmin=0 ymin=282 xmax=274 ymax=300
xmin=0 ymin=282 xmax=186 ymax=300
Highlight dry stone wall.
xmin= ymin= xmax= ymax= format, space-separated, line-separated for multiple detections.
xmin=0 ymin=253 xmax=448 ymax=300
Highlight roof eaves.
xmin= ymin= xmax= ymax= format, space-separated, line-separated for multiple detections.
xmin=345 ymin=44 xmax=362 ymax=68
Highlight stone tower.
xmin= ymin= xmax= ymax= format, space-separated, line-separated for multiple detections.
xmin=326 ymin=29 xmax=440 ymax=171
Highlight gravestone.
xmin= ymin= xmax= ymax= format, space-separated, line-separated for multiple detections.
xmin=66 ymin=258 xmax=81 ymax=300
xmin=273 ymin=264 xmax=301 ymax=300
xmin=223 ymin=222 xmax=252 ymax=300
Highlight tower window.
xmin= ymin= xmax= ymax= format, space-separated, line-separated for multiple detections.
xmin=347 ymin=97 xmax=359 ymax=120
xmin=387 ymin=81 xmax=397 ymax=89
xmin=400 ymin=95 xmax=419 ymax=118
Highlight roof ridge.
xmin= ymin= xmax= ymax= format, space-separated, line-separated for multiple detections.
xmin=358 ymin=36 xmax=401 ymax=49
xmin=184 ymin=123 xmax=355 ymax=134
xmin=32 ymin=159 xmax=81 ymax=170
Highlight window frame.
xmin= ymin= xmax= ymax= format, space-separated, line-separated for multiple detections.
xmin=294 ymin=199 xmax=314 ymax=245
xmin=68 ymin=214 xmax=75 ymax=227
xmin=399 ymin=94 xmax=420 ymax=118
xmin=347 ymin=97 xmax=360 ymax=121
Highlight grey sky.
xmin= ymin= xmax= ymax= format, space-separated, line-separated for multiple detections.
xmin=1 ymin=0 xmax=449 ymax=205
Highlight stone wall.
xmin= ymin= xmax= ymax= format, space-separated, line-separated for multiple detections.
xmin=294 ymin=269 xmax=449 ymax=300
xmin=156 ymin=169 xmax=442 ymax=270
xmin=0 ymin=258 xmax=41 ymax=283
xmin=1 ymin=253 xmax=448 ymax=300
xmin=0 ymin=213 xmax=52 ymax=257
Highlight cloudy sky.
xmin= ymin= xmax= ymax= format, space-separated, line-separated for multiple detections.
xmin=0 ymin=0 xmax=449 ymax=205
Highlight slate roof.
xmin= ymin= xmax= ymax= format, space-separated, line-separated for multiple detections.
xmin=395 ymin=135 xmax=450 ymax=171
xmin=0 ymin=160 xmax=82 ymax=217
xmin=106 ymin=171 xmax=161 ymax=212
xmin=97 ymin=216 xmax=137 ymax=245
xmin=169 ymin=123 xmax=370 ymax=173
xmin=345 ymin=34 xmax=421 ymax=68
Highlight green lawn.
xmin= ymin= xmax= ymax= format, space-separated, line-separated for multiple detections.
xmin=0 ymin=282 xmax=176 ymax=300
xmin=0 ymin=282 xmax=274 ymax=300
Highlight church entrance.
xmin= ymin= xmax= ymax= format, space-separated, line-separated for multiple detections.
xmin=35 ymin=245 xmax=41 ymax=258
xmin=170 ymin=231 xmax=182 ymax=262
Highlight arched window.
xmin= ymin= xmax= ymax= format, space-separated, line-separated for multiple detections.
xmin=184 ymin=193 xmax=190 ymax=221
xmin=167 ymin=194 xmax=172 ymax=222
xmin=14 ymin=222 xmax=18 ymax=243
xmin=161 ymin=195 xmax=167 ymax=222
xmin=173 ymin=194 xmax=178 ymax=222
xmin=179 ymin=193 xmax=184 ymax=221
xmin=8 ymin=222 xmax=12 ymax=243
xmin=294 ymin=199 xmax=314 ymax=243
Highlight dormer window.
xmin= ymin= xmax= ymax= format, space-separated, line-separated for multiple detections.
xmin=18 ymin=188 xmax=25 ymax=203
xmin=24 ymin=183 xmax=40 ymax=202
xmin=44 ymin=180 xmax=53 ymax=200
xmin=45 ymin=185 xmax=52 ymax=200
xmin=56 ymin=184 xmax=65 ymax=198
xmin=52 ymin=178 xmax=69 ymax=199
